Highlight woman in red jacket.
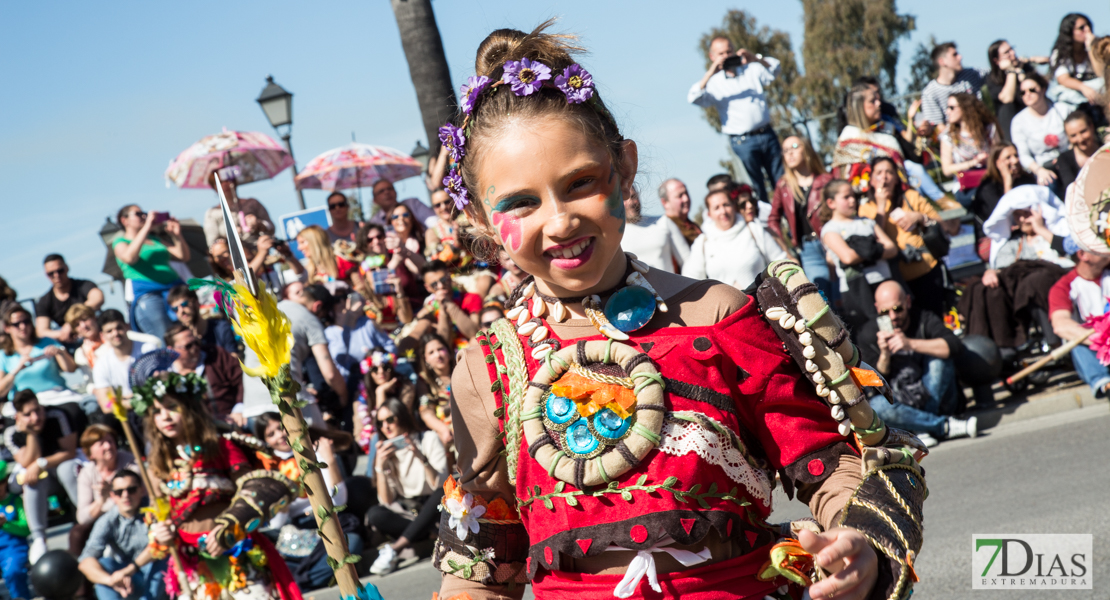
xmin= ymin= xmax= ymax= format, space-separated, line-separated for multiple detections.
xmin=770 ymin=135 xmax=835 ymax=298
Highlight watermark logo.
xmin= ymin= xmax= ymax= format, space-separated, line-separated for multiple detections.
xmin=972 ymin=534 xmax=1092 ymax=589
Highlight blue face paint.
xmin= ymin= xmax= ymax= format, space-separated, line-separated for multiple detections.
xmin=493 ymin=195 xmax=540 ymax=214
xmin=605 ymin=173 xmax=625 ymax=234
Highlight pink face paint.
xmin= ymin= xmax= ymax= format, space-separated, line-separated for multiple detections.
xmin=492 ymin=211 xmax=523 ymax=253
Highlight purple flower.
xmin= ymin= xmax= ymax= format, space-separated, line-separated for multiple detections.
xmin=554 ymin=64 xmax=594 ymax=104
xmin=438 ymin=123 xmax=466 ymax=162
xmin=443 ymin=169 xmax=470 ymax=209
xmin=502 ymin=58 xmax=552 ymax=96
xmin=460 ymin=75 xmax=491 ymax=114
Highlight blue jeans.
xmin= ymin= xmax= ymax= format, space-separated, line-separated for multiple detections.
xmin=95 ymin=556 xmax=166 ymax=600
xmin=729 ymin=129 xmax=784 ymax=205
xmin=132 ymin=292 xmax=175 ymax=341
xmin=869 ymin=393 xmax=947 ymax=438
xmin=799 ymin=238 xmax=833 ymax=301
xmin=954 ymin=187 xmax=976 ymax=208
xmin=920 ymin=356 xmax=959 ymax=416
xmin=1070 ymin=344 xmax=1110 ymax=397
xmin=0 ymin=530 xmax=29 ymax=600
xmin=904 ymin=160 xmax=946 ymax=202
xmin=297 ymin=533 xmax=364 ymax=591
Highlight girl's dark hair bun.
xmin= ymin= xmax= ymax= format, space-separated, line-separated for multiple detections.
xmin=474 ymin=18 xmax=582 ymax=79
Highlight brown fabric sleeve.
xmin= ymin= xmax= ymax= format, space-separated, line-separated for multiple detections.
xmin=796 ymin=452 xmax=864 ymax=531
xmin=448 ymin=343 xmax=517 ymax=502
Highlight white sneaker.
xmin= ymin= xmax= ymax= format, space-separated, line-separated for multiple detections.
xmin=28 ymin=536 xmax=47 ymax=565
xmin=915 ymin=433 xmax=939 ymax=448
xmin=369 ymin=544 xmax=398 ymax=576
xmin=946 ymin=416 xmax=978 ymax=439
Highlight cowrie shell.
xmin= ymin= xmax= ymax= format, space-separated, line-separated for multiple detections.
xmin=780 ymin=314 xmax=796 ymax=330
xmin=523 ymin=281 xmax=535 ymax=298
xmin=631 ymin=259 xmax=650 ymax=274
xmin=815 ymin=384 xmax=829 ymax=397
xmin=837 ymin=421 xmax=852 ymax=436
xmin=517 ymin=310 xmax=530 ymax=327
xmin=531 ymin=344 xmax=552 ymax=360
xmin=518 ymin=322 xmax=538 ymax=336
xmin=532 ymin=300 xmax=546 ymax=318
xmin=765 ymin=307 xmax=787 ymax=320
xmin=798 ymin=332 xmax=813 ymax=346
xmin=506 ymin=306 xmax=525 ymax=321
xmin=806 ymin=360 xmax=818 ymax=373
xmin=828 ymin=390 xmax=841 ymax=404
xmin=794 ymin=319 xmax=806 ymax=334
xmin=530 ymin=326 xmax=549 ymax=344
xmin=802 ymin=346 xmax=816 ymax=359
xmin=552 ymin=301 xmax=567 ymax=322
xmin=812 ymin=372 xmax=825 ymax=384
xmin=831 ymin=405 xmax=845 ymax=421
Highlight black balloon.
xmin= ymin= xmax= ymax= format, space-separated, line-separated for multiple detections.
xmin=31 ymin=550 xmax=82 ymax=600
xmin=957 ymin=334 xmax=1003 ymax=385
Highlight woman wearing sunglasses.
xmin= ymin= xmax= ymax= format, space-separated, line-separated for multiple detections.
xmin=0 ymin=306 xmax=77 ymax=401
xmin=367 ymin=397 xmax=447 ymax=576
xmin=325 ymin=192 xmax=363 ymax=244
xmin=113 ymin=204 xmax=190 ymax=341
xmin=387 ymin=205 xmax=428 ymax=273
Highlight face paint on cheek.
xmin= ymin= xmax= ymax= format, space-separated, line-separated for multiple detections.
xmin=483 ymin=186 xmax=495 ymax=211
xmin=491 ymin=212 xmax=523 ymax=252
xmin=604 ymin=173 xmax=626 ymax=234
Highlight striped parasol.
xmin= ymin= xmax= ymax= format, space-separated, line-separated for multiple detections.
xmin=294 ymin=142 xmax=422 ymax=191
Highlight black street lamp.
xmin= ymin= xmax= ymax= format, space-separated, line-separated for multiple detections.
xmin=410 ymin=140 xmax=430 ymax=173
xmin=257 ymin=75 xmax=306 ymax=209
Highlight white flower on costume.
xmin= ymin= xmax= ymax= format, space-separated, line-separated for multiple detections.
xmin=445 ymin=493 xmax=486 ymax=540
xmin=153 ymin=380 xmax=166 ymax=396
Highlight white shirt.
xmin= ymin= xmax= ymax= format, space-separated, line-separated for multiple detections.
xmin=621 ymin=215 xmax=689 ymax=273
xmin=1011 ymin=103 xmax=1070 ymax=170
xmin=682 ymin=218 xmax=786 ymax=290
xmin=688 ymin=57 xmax=781 ymax=135
xmin=91 ymin=337 xmax=161 ymax=395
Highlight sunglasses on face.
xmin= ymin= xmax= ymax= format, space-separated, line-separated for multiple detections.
xmin=480 ymin=320 xmax=498 ymax=328
xmin=390 ymin=212 xmax=412 ymax=221
xmin=379 ymin=415 xmax=397 ymax=426
xmin=171 ymin=301 xmax=191 ymax=312
xmin=129 ymin=211 xmax=147 ymax=219
xmin=328 ymin=202 xmax=347 ymax=210
xmin=7 ymin=319 xmax=31 ymax=328
xmin=429 ymin=276 xmax=452 ymax=290
xmin=179 ymin=341 xmax=200 ymax=352
xmin=433 ymin=200 xmax=452 ymax=210
xmin=366 ymin=234 xmax=383 ymax=242
xmin=1021 ymin=88 xmax=1040 ymax=95
xmin=46 ymin=268 xmax=65 ymax=278
xmin=111 ymin=485 xmax=140 ymax=497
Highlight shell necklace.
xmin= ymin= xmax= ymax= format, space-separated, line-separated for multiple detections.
xmin=504 ymin=253 xmax=668 ymax=349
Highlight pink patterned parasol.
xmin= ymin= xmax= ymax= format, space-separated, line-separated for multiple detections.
xmin=294 ymin=143 xmax=422 ymax=191
xmin=165 ymin=128 xmax=294 ymax=189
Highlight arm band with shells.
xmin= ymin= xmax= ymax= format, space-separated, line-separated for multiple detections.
xmin=754 ymin=260 xmax=928 ymax=472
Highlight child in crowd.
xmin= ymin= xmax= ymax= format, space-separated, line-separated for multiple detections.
xmin=0 ymin=460 xmax=31 ymax=600
xmin=820 ymin=179 xmax=898 ymax=330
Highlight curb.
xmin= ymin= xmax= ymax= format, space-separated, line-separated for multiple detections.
xmin=967 ymin=379 xmax=1107 ymax=431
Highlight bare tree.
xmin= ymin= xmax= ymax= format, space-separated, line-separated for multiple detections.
xmin=391 ymin=0 xmax=457 ymax=152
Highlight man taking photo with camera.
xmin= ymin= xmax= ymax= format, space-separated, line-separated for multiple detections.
xmin=689 ymin=36 xmax=784 ymax=207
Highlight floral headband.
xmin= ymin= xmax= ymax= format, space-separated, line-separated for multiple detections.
xmin=359 ymin=351 xmax=397 ymax=374
xmin=439 ymin=58 xmax=597 ymax=210
xmin=131 ymin=372 xmax=209 ymax=416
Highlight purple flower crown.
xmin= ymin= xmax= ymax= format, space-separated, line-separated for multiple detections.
xmin=438 ymin=58 xmax=597 ymax=210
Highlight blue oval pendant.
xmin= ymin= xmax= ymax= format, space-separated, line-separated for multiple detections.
xmin=604 ymin=286 xmax=656 ymax=333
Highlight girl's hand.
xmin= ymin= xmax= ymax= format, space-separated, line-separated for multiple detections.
xmin=165 ymin=219 xmax=182 ymax=237
xmin=150 ymin=521 xmax=175 ymax=545
xmin=375 ymin=440 xmax=396 ymax=466
xmin=798 ymin=528 xmax=878 ymax=600
xmin=1081 ymin=85 xmax=1100 ymax=104
xmin=42 ymin=345 xmax=61 ymax=359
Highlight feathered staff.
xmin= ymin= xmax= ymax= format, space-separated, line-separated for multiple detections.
xmin=190 ymin=174 xmax=379 ymax=600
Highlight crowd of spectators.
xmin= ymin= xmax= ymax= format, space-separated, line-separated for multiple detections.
xmin=0 ymin=10 xmax=1108 ymax=593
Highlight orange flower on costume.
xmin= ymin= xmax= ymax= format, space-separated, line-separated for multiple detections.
xmin=484 ymin=498 xmax=519 ymax=521
xmin=441 ymin=476 xmax=520 ymax=522
xmin=550 ymin=370 xmax=636 ymax=419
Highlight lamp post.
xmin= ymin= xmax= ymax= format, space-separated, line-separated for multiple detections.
xmin=410 ymin=140 xmax=430 ymax=173
xmin=257 ymin=75 xmax=306 ymax=209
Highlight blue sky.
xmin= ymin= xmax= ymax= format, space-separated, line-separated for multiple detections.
xmin=2 ymin=0 xmax=1106 ymax=313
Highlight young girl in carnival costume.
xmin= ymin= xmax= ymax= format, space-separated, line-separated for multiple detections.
xmin=134 ymin=351 xmax=303 ymax=600
xmin=432 ymin=22 xmax=927 ymax=600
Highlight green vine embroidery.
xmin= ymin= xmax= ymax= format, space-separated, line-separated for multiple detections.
xmin=519 ymin=476 xmax=753 ymax=510
xmin=444 ymin=547 xmax=496 ymax=580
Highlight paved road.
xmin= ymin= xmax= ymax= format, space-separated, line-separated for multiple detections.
xmin=315 ymin=404 xmax=1110 ymax=600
